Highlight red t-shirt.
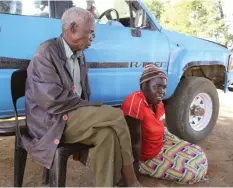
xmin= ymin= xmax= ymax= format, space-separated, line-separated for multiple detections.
xmin=121 ymin=91 xmax=165 ymax=161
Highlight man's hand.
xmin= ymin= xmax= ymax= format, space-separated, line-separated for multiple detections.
xmin=73 ymin=150 xmax=89 ymax=165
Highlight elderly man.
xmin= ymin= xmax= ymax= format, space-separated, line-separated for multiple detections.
xmin=23 ymin=7 xmax=140 ymax=187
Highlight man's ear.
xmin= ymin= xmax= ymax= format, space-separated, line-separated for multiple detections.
xmin=70 ymin=22 xmax=77 ymax=33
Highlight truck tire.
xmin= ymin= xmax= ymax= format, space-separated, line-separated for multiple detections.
xmin=165 ymin=77 xmax=219 ymax=143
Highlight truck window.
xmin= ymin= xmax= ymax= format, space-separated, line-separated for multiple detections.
xmin=52 ymin=0 xmax=132 ymax=27
xmin=53 ymin=0 xmax=153 ymax=30
xmin=0 ymin=0 xmax=49 ymax=17
xmin=73 ymin=0 xmax=132 ymax=27
xmin=52 ymin=0 xmax=153 ymax=30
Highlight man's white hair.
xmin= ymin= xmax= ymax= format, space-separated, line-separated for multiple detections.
xmin=61 ymin=7 xmax=95 ymax=31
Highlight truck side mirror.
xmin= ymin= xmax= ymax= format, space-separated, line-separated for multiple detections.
xmin=132 ymin=9 xmax=147 ymax=37
xmin=134 ymin=9 xmax=146 ymax=28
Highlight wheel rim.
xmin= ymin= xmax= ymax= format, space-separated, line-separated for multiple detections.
xmin=189 ymin=93 xmax=213 ymax=131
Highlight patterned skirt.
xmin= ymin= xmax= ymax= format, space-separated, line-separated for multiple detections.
xmin=139 ymin=129 xmax=208 ymax=184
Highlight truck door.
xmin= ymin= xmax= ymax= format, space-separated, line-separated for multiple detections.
xmin=0 ymin=0 xmax=60 ymax=117
xmin=71 ymin=0 xmax=170 ymax=105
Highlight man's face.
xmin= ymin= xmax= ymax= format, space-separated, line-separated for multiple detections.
xmin=67 ymin=19 xmax=95 ymax=51
xmin=144 ymin=77 xmax=167 ymax=105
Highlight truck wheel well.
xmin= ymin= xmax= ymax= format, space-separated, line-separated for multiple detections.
xmin=182 ymin=65 xmax=225 ymax=89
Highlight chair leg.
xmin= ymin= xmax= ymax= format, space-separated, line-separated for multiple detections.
xmin=49 ymin=148 xmax=69 ymax=187
xmin=42 ymin=168 xmax=50 ymax=185
xmin=14 ymin=146 xmax=27 ymax=187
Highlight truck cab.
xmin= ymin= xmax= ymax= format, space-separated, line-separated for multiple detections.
xmin=0 ymin=0 xmax=233 ymax=142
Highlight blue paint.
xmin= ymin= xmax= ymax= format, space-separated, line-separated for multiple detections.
xmin=0 ymin=0 xmax=232 ymax=118
xmin=162 ymin=28 xmax=231 ymax=97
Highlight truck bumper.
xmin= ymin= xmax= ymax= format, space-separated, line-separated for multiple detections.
xmin=224 ymin=70 xmax=233 ymax=92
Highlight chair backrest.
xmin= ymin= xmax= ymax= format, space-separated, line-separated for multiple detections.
xmin=11 ymin=69 xmax=27 ymax=111
xmin=11 ymin=69 xmax=27 ymax=137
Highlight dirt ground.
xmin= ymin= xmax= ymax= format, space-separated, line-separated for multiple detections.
xmin=0 ymin=90 xmax=232 ymax=187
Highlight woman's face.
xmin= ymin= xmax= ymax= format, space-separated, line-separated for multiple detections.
xmin=144 ymin=78 xmax=167 ymax=105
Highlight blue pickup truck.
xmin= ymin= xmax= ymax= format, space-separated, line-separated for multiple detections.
xmin=0 ymin=0 xmax=233 ymax=143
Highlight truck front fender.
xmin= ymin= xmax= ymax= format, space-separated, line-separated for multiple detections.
xmin=166 ymin=46 xmax=227 ymax=99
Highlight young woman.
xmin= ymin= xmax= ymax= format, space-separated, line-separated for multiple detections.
xmin=121 ymin=64 xmax=208 ymax=184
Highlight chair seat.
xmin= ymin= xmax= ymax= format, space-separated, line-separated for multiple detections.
xmin=46 ymin=142 xmax=94 ymax=186
xmin=0 ymin=119 xmax=26 ymax=136
xmin=15 ymin=137 xmax=94 ymax=187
